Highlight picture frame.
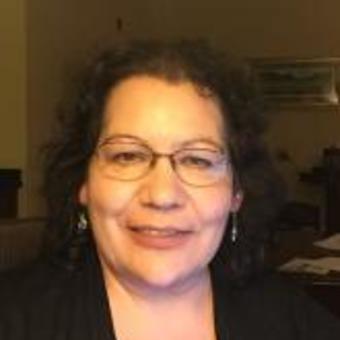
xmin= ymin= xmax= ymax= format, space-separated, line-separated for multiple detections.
xmin=251 ymin=58 xmax=340 ymax=106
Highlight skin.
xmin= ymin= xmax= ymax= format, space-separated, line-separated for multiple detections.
xmin=79 ymin=76 xmax=242 ymax=327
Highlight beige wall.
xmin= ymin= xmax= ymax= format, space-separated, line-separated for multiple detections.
xmin=26 ymin=0 xmax=131 ymax=216
xmin=2 ymin=0 xmax=340 ymax=216
xmin=119 ymin=0 xmax=340 ymax=168
xmin=132 ymin=0 xmax=340 ymax=201
xmin=0 ymin=0 xmax=27 ymax=213
xmin=130 ymin=0 xmax=340 ymax=57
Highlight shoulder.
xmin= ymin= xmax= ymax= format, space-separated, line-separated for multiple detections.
xmin=0 ymin=260 xmax=73 ymax=303
xmin=0 ymin=252 xmax=100 ymax=339
xmin=224 ymin=272 xmax=340 ymax=339
xmin=211 ymin=259 xmax=340 ymax=340
xmin=0 ymin=259 xmax=83 ymax=337
xmin=0 ymin=246 xmax=106 ymax=340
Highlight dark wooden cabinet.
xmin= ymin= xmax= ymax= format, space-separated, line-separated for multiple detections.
xmin=0 ymin=169 xmax=22 ymax=218
xmin=304 ymin=282 xmax=340 ymax=318
xmin=271 ymin=229 xmax=340 ymax=318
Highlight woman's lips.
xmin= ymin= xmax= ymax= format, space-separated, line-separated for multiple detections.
xmin=127 ymin=225 xmax=193 ymax=250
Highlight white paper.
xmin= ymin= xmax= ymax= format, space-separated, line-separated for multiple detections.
xmin=314 ymin=233 xmax=340 ymax=251
xmin=279 ymin=256 xmax=340 ymax=275
xmin=313 ymin=257 xmax=340 ymax=272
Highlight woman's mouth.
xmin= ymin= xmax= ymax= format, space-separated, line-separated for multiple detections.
xmin=127 ymin=225 xmax=193 ymax=249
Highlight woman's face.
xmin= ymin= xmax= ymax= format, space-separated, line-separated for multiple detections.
xmin=79 ymin=76 xmax=241 ymax=291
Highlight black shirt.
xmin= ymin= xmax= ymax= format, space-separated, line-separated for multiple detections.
xmin=0 ymin=250 xmax=339 ymax=340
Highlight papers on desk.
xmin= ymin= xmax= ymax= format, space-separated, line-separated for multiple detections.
xmin=314 ymin=233 xmax=340 ymax=251
xmin=279 ymin=257 xmax=340 ymax=275
xmin=279 ymin=233 xmax=340 ymax=275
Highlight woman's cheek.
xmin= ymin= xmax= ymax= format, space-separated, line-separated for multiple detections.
xmin=88 ymin=178 xmax=138 ymax=218
xmin=194 ymin=186 xmax=232 ymax=225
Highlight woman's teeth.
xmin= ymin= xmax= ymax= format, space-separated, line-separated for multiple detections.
xmin=130 ymin=227 xmax=187 ymax=236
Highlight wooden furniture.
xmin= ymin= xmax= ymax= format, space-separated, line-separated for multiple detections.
xmin=0 ymin=218 xmax=45 ymax=271
xmin=0 ymin=169 xmax=22 ymax=218
xmin=304 ymin=280 xmax=340 ymax=318
xmin=271 ymin=229 xmax=340 ymax=318
xmin=299 ymin=147 xmax=340 ymax=235
xmin=325 ymin=171 xmax=340 ymax=234
xmin=277 ymin=201 xmax=321 ymax=231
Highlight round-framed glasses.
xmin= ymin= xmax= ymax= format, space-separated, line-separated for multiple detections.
xmin=95 ymin=141 xmax=230 ymax=187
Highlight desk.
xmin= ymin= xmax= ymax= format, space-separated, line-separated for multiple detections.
xmin=277 ymin=272 xmax=340 ymax=318
xmin=270 ymin=230 xmax=340 ymax=317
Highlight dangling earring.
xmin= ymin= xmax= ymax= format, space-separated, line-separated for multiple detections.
xmin=72 ymin=211 xmax=89 ymax=248
xmin=66 ymin=211 xmax=89 ymax=266
xmin=231 ymin=212 xmax=238 ymax=243
xmin=77 ymin=212 xmax=88 ymax=232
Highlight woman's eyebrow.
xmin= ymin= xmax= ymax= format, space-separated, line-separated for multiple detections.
xmin=178 ymin=138 xmax=224 ymax=150
xmin=99 ymin=134 xmax=146 ymax=145
xmin=99 ymin=134 xmax=224 ymax=150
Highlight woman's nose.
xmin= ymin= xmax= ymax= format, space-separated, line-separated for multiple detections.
xmin=139 ymin=158 xmax=185 ymax=210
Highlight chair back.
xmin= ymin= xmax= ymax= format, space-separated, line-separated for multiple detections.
xmin=0 ymin=217 xmax=45 ymax=271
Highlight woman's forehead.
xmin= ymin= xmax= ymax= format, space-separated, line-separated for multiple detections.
xmin=100 ymin=76 xmax=227 ymax=148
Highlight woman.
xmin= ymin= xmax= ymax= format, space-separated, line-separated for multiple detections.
xmin=1 ymin=40 xmax=339 ymax=340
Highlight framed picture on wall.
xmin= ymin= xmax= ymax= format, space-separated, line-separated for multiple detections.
xmin=251 ymin=58 xmax=340 ymax=106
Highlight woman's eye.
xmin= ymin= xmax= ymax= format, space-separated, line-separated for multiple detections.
xmin=107 ymin=151 xmax=147 ymax=165
xmin=180 ymin=156 xmax=214 ymax=168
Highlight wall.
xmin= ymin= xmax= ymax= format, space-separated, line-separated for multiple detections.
xmin=0 ymin=0 xmax=27 ymax=214
xmin=128 ymin=0 xmax=340 ymax=57
xmin=2 ymin=0 xmax=340 ymax=215
xmin=129 ymin=0 xmax=340 ymax=201
xmin=26 ymin=0 xmax=128 ymax=216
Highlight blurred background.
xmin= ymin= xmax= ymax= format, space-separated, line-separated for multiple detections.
xmin=1 ymin=0 xmax=340 ymax=221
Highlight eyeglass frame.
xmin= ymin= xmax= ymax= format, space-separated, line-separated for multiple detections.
xmin=93 ymin=137 xmax=232 ymax=187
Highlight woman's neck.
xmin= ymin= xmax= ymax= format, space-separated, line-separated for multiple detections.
xmin=102 ymin=266 xmax=215 ymax=340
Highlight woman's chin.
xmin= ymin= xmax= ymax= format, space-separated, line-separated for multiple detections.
xmin=123 ymin=265 xmax=207 ymax=296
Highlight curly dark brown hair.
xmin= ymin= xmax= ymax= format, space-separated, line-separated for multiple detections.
xmin=42 ymin=39 xmax=285 ymax=281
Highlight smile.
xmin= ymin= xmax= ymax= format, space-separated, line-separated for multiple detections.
xmin=129 ymin=226 xmax=191 ymax=236
xmin=127 ymin=225 xmax=193 ymax=249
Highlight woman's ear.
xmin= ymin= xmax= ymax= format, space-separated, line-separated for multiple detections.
xmin=78 ymin=184 xmax=88 ymax=206
xmin=230 ymin=191 xmax=243 ymax=213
